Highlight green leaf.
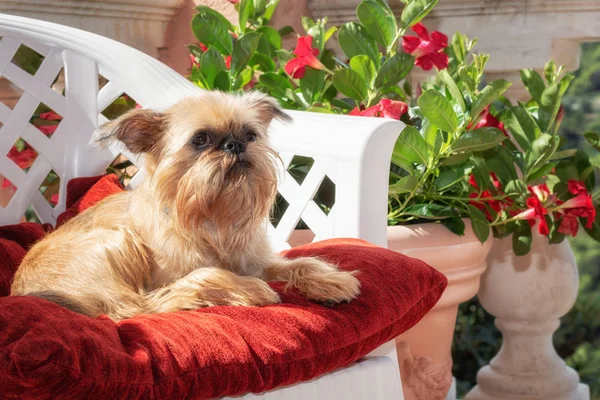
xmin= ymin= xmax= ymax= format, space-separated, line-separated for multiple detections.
xmin=439 ymin=69 xmax=466 ymax=112
xmin=471 ymin=79 xmax=511 ymax=120
xmin=374 ymin=52 xmax=414 ymax=89
xmin=230 ymin=32 xmax=260 ymax=78
xmin=234 ymin=67 xmax=254 ymax=90
xmin=357 ymin=0 xmax=397 ymax=47
xmin=544 ymin=60 xmax=557 ymax=84
xmin=538 ymin=74 xmax=573 ymax=132
xmin=349 ymin=55 xmax=377 ymax=86
xmin=512 ymin=222 xmax=532 ymax=256
xmin=213 ymin=71 xmax=231 ymax=91
xmin=332 ymin=69 xmax=368 ymax=101
xmin=440 ymin=152 xmax=471 ymax=166
xmin=395 ymin=126 xmax=429 ymax=166
xmin=442 ymin=217 xmax=466 ymax=236
xmin=324 ymin=26 xmax=338 ymax=42
xmin=199 ymin=47 xmax=226 ymax=87
xmin=549 ymin=149 xmax=578 ymax=160
xmin=331 ymin=98 xmax=354 ymax=111
xmin=401 ymin=203 xmax=453 ymax=219
xmin=262 ymin=0 xmax=280 ymax=20
xmin=418 ymin=89 xmax=458 ymax=133
xmin=278 ymin=25 xmax=294 ymax=37
xmin=250 ymin=52 xmax=276 ymax=71
xmin=390 ymin=153 xmax=414 ymax=174
xmin=238 ymin=0 xmax=255 ymax=32
xmin=300 ymin=68 xmax=325 ymax=105
xmin=257 ymin=26 xmax=282 ymax=55
xmin=528 ymin=162 xmax=558 ymax=183
xmin=483 ymin=146 xmax=518 ymax=182
xmin=520 ymin=69 xmax=545 ymax=103
xmin=337 ymin=22 xmax=380 ymax=67
xmin=259 ymin=73 xmax=292 ymax=98
xmin=187 ymin=44 xmax=205 ymax=59
xmin=389 ymin=175 xmax=418 ymax=194
xmin=451 ymin=127 xmax=506 ymax=153
xmin=191 ymin=8 xmax=234 ymax=55
xmin=400 ymin=0 xmax=439 ymax=28
xmin=584 ymin=132 xmax=600 ymax=152
xmin=253 ymin=0 xmax=267 ymax=15
xmin=501 ymin=106 xmax=540 ymax=150
xmin=505 ymin=180 xmax=528 ymax=202
xmin=467 ymin=204 xmax=490 ymax=243
xmin=524 ymin=133 xmax=560 ymax=175
xmin=435 ymin=165 xmax=473 ymax=190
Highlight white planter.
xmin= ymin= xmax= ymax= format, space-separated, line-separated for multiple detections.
xmin=465 ymin=233 xmax=590 ymax=400
xmin=387 ymin=222 xmax=491 ymax=400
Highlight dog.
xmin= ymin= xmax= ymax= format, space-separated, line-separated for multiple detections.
xmin=10 ymin=92 xmax=360 ymax=320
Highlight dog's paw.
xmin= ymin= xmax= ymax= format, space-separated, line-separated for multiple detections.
xmin=292 ymin=258 xmax=361 ymax=305
xmin=233 ymin=276 xmax=281 ymax=307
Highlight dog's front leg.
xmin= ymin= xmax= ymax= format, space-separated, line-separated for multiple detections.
xmin=146 ymin=267 xmax=280 ymax=313
xmin=263 ymin=256 xmax=361 ymax=305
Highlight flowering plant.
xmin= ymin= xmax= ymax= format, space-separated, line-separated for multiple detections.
xmin=188 ymin=0 xmax=600 ymax=255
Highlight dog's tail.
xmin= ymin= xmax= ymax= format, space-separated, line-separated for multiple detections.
xmin=25 ymin=291 xmax=99 ymax=317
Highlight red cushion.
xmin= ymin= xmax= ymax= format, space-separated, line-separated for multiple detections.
xmin=0 ymin=175 xmax=447 ymax=399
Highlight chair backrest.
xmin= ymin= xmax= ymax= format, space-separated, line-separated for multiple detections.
xmin=0 ymin=14 xmax=402 ymax=251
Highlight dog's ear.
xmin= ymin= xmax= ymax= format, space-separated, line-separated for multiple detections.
xmin=246 ymin=92 xmax=292 ymax=125
xmin=91 ymin=109 xmax=165 ymax=156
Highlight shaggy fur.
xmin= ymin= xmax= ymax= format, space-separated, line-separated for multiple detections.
xmin=10 ymin=92 xmax=360 ymax=320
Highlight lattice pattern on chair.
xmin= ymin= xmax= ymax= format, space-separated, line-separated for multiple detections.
xmin=0 ymin=36 xmax=67 ymax=224
xmin=268 ymin=152 xmax=337 ymax=251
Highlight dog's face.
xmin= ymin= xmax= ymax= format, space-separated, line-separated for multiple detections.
xmin=93 ymin=92 xmax=290 ymax=231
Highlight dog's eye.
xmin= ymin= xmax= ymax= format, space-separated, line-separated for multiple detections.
xmin=246 ymin=132 xmax=257 ymax=142
xmin=191 ymin=132 xmax=212 ymax=148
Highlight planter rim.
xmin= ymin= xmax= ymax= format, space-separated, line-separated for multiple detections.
xmin=387 ymin=218 xmax=489 ymax=250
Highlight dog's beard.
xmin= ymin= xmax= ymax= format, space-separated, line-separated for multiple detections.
xmin=154 ymin=145 xmax=279 ymax=248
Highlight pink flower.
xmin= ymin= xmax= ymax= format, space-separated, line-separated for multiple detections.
xmin=350 ymin=99 xmax=408 ymax=120
xmin=227 ymin=0 xmax=240 ymax=3
xmin=50 ymin=193 xmax=59 ymax=206
xmin=402 ymin=23 xmax=448 ymax=71
xmin=284 ymin=36 xmax=325 ymax=79
xmin=470 ymin=106 xmax=508 ymax=137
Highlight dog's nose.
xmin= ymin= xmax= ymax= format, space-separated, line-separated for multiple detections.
xmin=222 ymin=140 xmax=245 ymax=155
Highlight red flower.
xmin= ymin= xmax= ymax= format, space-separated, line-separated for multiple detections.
xmin=514 ymin=184 xmax=552 ymax=235
xmin=556 ymin=180 xmax=596 ymax=229
xmin=350 ymin=99 xmax=408 ymax=120
xmin=199 ymin=43 xmax=208 ymax=52
xmin=557 ymin=211 xmax=580 ymax=237
xmin=470 ymin=106 xmax=508 ymax=137
xmin=225 ymin=55 xmax=232 ymax=70
xmin=189 ymin=53 xmax=200 ymax=68
xmin=467 ymin=173 xmax=509 ymax=221
xmin=50 ymin=193 xmax=59 ymax=206
xmin=2 ymin=178 xmax=13 ymax=189
xmin=7 ymin=146 xmax=37 ymax=170
xmin=284 ymin=36 xmax=325 ymax=79
xmin=40 ymin=111 xmax=61 ymax=121
xmin=402 ymin=23 xmax=448 ymax=71
xmin=227 ymin=0 xmax=240 ymax=4
xmin=37 ymin=125 xmax=57 ymax=136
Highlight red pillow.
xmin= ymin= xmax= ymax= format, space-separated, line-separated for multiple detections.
xmin=0 ymin=175 xmax=447 ymax=399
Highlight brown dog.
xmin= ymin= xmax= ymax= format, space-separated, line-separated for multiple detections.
xmin=10 ymin=92 xmax=360 ymax=320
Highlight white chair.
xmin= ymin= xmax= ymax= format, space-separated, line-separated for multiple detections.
xmin=0 ymin=14 xmax=405 ymax=399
